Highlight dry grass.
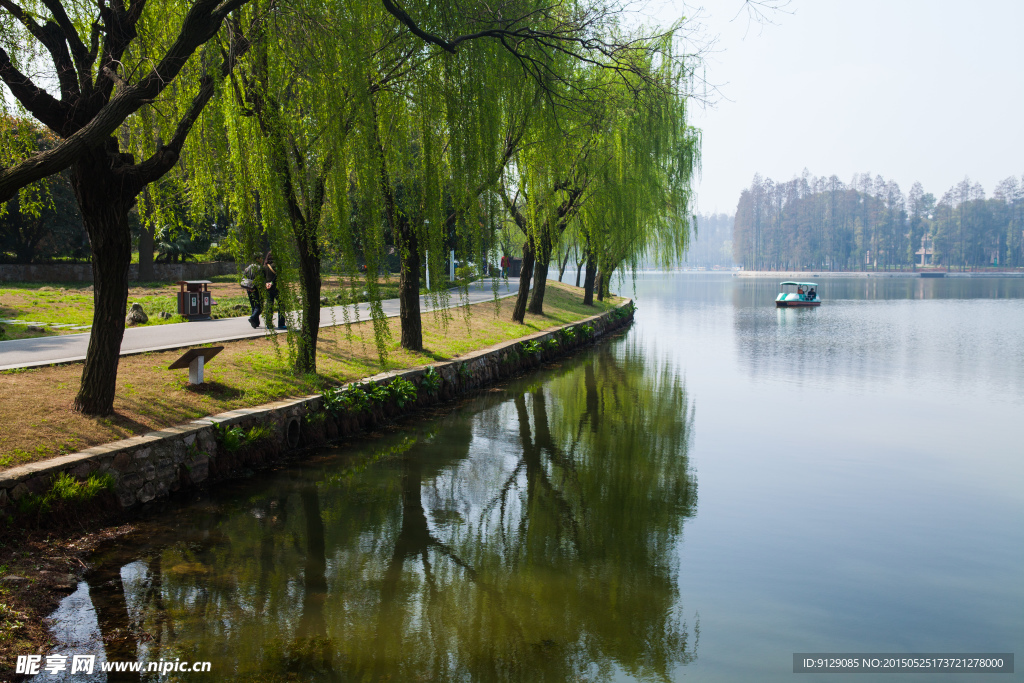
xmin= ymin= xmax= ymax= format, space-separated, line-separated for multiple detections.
xmin=0 ymin=282 xmax=622 ymax=467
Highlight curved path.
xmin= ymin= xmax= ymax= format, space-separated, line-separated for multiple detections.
xmin=0 ymin=279 xmax=518 ymax=371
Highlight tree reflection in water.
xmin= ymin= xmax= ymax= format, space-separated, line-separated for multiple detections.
xmin=82 ymin=337 xmax=698 ymax=681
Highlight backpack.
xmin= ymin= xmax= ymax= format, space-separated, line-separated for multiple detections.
xmin=241 ymin=263 xmax=260 ymax=291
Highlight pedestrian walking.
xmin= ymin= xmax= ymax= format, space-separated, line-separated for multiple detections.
xmin=240 ymin=260 xmax=263 ymax=328
xmin=262 ymin=252 xmax=286 ymax=329
xmin=500 ymin=254 xmax=509 ymax=279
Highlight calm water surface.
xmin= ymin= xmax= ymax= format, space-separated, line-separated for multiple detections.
xmin=44 ymin=274 xmax=1024 ymax=681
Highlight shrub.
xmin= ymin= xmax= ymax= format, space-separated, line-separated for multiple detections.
xmin=523 ymin=340 xmax=542 ymax=355
xmin=322 ymin=384 xmax=373 ymax=414
xmin=580 ymin=324 xmax=595 ymax=339
xmin=458 ymin=362 xmax=471 ymax=381
xmin=545 ymin=338 xmax=559 ymax=351
xmin=560 ymin=327 xmax=577 ymax=343
xmin=320 ymin=386 xmax=348 ymax=415
xmin=388 ymin=378 xmax=418 ymax=408
xmin=367 ymin=382 xmax=391 ymax=405
xmin=421 ymin=367 xmax=442 ymax=395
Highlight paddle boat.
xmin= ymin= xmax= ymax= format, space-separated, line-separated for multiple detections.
xmin=775 ymin=281 xmax=821 ymax=307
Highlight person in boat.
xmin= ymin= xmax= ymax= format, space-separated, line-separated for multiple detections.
xmin=808 ymin=287 xmax=816 ymax=300
xmin=797 ymin=286 xmax=804 ymax=300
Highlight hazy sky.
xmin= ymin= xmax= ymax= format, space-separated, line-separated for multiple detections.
xmin=645 ymin=0 xmax=1024 ymax=215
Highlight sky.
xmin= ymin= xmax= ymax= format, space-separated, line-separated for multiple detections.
xmin=643 ymin=0 xmax=1024 ymax=215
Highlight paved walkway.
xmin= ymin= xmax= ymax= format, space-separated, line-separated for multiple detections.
xmin=0 ymin=279 xmax=518 ymax=371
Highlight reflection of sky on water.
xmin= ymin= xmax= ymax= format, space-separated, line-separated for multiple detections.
xmin=31 ymin=583 xmax=107 ymax=683
xmin=729 ymin=277 xmax=1024 ymax=401
xmin=631 ymin=273 xmax=1024 ymax=683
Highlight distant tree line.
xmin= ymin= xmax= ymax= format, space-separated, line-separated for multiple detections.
xmin=733 ymin=172 xmax=1024 ymax=271
xmin=684 ymin=213 xmax=735 ymax=268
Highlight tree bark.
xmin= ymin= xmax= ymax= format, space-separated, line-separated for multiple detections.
xmin=397 ymin=223 xmax=423 ymax=350
xmin=527 ymin=227 xmax=552 ymax=314
xmin=294 ymin=232 xmax=322 ymax=374
xmin=72 ymin=151 xmax=133 ymax=416
xmin=511 ymin=240 xmax=534 ymax=323
xmin=527 ymin=258 xmax=548 ymax=314
xmin=596 ymin=270 xmax=605 ymax=301
xmin=557 ymin=248 xmax=570 ymax=282
xmin=582 ymin=254 xmax=597 ymax=305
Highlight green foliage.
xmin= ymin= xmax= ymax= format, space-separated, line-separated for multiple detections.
xmin=367 ymin=383 xmax=391 ymax=405
xmin=420 ymin=367 xmax=442 ymax=396
xmin=580 ymin=324 xmax=595 ymax=339
xmin=545 ymin=338 xmax=560 ymax=351
xmin=212 ymin=424 xmax=246 ymax=454
xmin=522 ymin=340 xmax=543 ymax=355
xmin=212 ymin=423 xmax=272 ymax=454
xmin=303 ymin=410 xmax=327 ymax=427
xmin=560 ymin=326 xmax=577 ymax=344
xmin=387 ymin=378 xmax=418 ymax=408
xmin=17 ymin=471 xmax=114 ymax=516
xmin=458 ymin=362 xmax=472 ymax=381
xmin=321 ymin=384 xmax=374 ymax=415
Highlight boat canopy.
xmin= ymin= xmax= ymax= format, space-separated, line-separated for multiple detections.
xmin=779 ymin=281 xmax=817 ymax=287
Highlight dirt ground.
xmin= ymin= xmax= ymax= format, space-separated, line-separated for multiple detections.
xmin=0 ymin=282 xmax=621 ymax=468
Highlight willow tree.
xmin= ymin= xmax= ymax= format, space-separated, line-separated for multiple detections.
xmin=578 ymin=34 xmax=700 ymax=305
xmin=0 ymin=0 xmax=257 ymax=414
xmin=498 ymin=28 xmax=697 ymax=319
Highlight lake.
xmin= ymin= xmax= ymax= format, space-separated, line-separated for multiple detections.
xmin=42 ymin=273 xmax=1024 ymax=681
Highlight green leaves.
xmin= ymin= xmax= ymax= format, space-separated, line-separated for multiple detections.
xmin=420 ymin=366 xmax=442 ymax=395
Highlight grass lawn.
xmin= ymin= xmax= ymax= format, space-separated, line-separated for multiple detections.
xmin=0 ymin=274 xmax=403 ymax=340
xmin=0 ymin=281 xmax=622 ymax=468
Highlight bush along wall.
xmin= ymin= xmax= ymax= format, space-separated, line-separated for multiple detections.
xmin=0 ymin=300 xmax=634 ymax=527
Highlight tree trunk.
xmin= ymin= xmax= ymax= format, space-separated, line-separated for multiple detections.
xmin=527 ymin=227 xmax=552 ymax=314
xmin=295 ymin=231 xmax=322 ymax=374
xmin=582 ymin=254 xmax=597 ymax=306
xmin=398 ymin=225 xmax=422 ymax=350
xmin=557 ymin=248 xmax=570 ymax=282
xmin=72 ymin=154 xmax=133 ymax=416
xmin=527 ymin=259 xmax=549 ymax=314
xmin=511 ymin=241 xmax=535 ymax=323
xmin=137 ymin=223 xmax=155 ymax=281
xmin=575 ymin=258 xmax=584 ymax=288
xmin=596 ymin=270 xmax=607 ymax=301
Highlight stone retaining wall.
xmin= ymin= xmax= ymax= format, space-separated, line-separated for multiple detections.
xmin=0 ymin=262 xmax=237 ymax=283
xmin=0 ymin=301 xmax=634 ymax=517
